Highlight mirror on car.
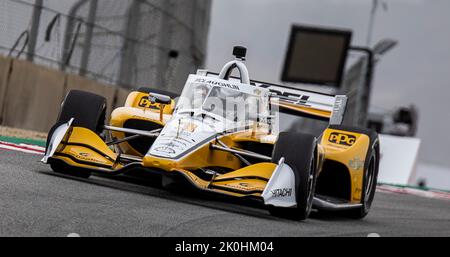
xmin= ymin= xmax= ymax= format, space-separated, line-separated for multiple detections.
xmin=149 ymin=93 xmax=171 ymax=105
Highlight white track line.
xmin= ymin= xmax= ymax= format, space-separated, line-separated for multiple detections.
xmin=0 ymin=141 xmax=44 ymax=155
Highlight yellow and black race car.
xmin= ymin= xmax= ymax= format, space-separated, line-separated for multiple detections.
xmin=42 ymin=48 xmax=379 ymax=221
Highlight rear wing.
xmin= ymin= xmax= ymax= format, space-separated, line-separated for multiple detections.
xmin=203 ymin=71 xmax=347 ymax=125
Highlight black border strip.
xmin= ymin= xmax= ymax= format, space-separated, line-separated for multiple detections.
xmin=213 ymin=176 xmax=269 ymax=183
xmin=209 ymin=184 xmax=263 ymax=195
xmin=278 ymin=105 xmax=330 ymax=122
xmin=53 ymin=153 xmax=113 ymax=169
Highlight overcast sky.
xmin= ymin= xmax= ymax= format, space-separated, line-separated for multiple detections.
xmin=206 ymin=0 xmax=450 ymax=169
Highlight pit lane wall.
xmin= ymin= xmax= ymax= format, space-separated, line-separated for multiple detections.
xmin=0 ymin=55 xmax=130 ymax=133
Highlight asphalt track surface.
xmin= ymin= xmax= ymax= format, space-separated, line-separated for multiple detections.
xmin=1 ymin=149 xmax=449 ymax=237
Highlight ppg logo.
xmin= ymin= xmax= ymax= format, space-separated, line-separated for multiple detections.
xmin=328 ymin=132 xmax=356 ymax=146
xmin=138 ymin=96 xmax=159 ymax=109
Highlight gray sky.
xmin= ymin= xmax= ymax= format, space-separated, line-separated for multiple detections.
xmin=206 ymin=0 xmax=450 ymax=169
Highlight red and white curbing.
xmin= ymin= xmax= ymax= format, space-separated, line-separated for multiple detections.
xmin=0 ymin=141 xmax=45 ymax=155
xmin=377 ymin=184 xmax=450 ymax=201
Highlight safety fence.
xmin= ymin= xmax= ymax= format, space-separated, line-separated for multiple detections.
xmin=0 ymin=0 xmax=211 ymax=93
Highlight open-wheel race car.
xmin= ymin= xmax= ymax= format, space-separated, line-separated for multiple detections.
xmin=42 ymin=47 xmax=380 ymax=220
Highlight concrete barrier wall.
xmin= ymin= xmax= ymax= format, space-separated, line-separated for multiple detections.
xmin=2 ymin=59 xmax=66 ymax=132
xmin=0 ymin=56 xmax=12 ymax=124
xmin=0 ymin=56 xmax=131 ymax=133
xmin=115 ymin=87 xmax=131 ymax=109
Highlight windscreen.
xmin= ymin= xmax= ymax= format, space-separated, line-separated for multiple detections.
xmin=176 ymin=76 xmax=272 ymax=126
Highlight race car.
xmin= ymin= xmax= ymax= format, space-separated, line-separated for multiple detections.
xmin=42 ymin=47 xmax=379 ymax=220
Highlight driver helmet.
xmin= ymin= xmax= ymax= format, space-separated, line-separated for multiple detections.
xmin=192 ymin=83 xmax=209 ymax=109
xmin=218 ymin=88 xmax=245 ymax=121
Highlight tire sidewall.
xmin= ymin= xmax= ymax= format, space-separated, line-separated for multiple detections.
xmin=57 ymin=90 xmax=107 ymax=134
xmin=361 ymin=141 xmax=380 ymax=215
xmin=271 ymin=132 xmax=318 ymax=220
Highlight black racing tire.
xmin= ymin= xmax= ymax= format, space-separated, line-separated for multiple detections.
xmin=340 ymin=141 xmax=380 ymax=219
xmin=268 ymin=132 xmax=318 ymax=221
xmin=57 ymin=90 xmax=107 ymax=134
xmin=47 ymin=90 xmax=106 ymax=179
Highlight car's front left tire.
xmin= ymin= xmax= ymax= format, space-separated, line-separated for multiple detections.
xmin=46 ymin=90 xmax=107 ymax=179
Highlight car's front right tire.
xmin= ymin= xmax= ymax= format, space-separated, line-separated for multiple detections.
xmin=269 ymin=132 xmax=318 ymax=221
